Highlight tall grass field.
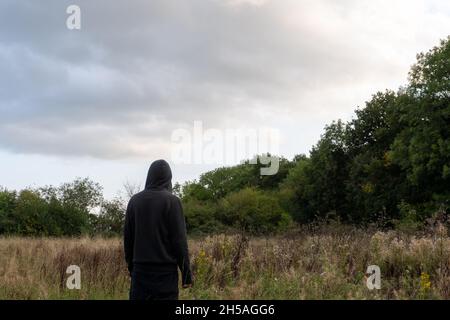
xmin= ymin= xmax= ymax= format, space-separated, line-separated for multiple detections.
xmin=1 ymin=224 xmax=449 ymax=300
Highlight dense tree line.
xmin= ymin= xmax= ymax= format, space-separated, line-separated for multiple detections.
xmin=181 ymin=37 xmax=449 ymax=233
xmin=0 ymin=178 xmax=124 ymax=236
xmin=0 ymin=38 xmax=448 ymax=236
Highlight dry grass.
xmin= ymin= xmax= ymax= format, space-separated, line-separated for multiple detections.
xmin=1 ymin=225 xmax=449 ymax=299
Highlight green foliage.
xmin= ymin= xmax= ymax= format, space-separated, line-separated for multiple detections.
xmin=40 ymin=177 xmax=103 ymax=213
xmin=91 ymin=198 xmax=126 ymax=236
xmin=13 ymin=190 xmax=49 ymax=236
xmin=279 ymin=37 xmax=450 ymax=226
xmin=180 ymin=35 xmax=449 ymax=232
xmin=182 ymin=155 xmax=296 ymax=202
xmin=218 ymin=188 xmax=292 ymax=234
xmin=390 ymin=40 xmax=450 ymax=202
xmin=183 ymin=198 xmax=223 ymax=234
xmin=393 ymin=201 xmax=423 ymax=234
xmin=389 ymin=38 xmax=450 ymax=212
xmin=0 ymin=188 xmax=17 ymax=233
xmin=280 ymin=121 xmax=350 ymax=222
xmin=344 ymin=91 xmax=408 ymax=223
xmin=0 ymin=178 xmax=104 ymax=236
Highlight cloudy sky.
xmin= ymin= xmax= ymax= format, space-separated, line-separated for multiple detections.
xmin=1 ymin=0 xmax=449 ymax=198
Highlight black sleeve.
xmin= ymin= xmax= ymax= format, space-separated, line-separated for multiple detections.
xmin=168 ymin=197 xmax=193 ymax=286
xmin=123 ymin=200 xmax=135 ymax=275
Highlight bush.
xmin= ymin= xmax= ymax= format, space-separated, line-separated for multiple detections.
xmin=0 ymin=178 xmax=103 ymax=237
xmin=393 ymin=201 xmax=422 ymax=234
xmin=218 ymin=188 xmax=292 ymax=234
xmin=183 ymin=199 xmax=223 ymax=234
xmin=92 ymin=198 xmax=126 ymax=236
xmin=0 ymin=188 xmax=17 ymax=234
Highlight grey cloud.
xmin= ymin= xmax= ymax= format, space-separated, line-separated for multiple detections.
xmin=0 ymin=0 xmax=449 ymax=158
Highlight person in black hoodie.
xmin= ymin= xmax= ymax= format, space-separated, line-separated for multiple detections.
xmin=124 ymin=159 xmax=192 ymax=300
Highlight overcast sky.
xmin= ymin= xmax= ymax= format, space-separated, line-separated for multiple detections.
xmin=1 ymin=0 xmax=449 ymax=198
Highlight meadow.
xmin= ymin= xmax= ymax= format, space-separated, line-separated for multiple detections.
xmin=0 ymin=223 xmax=449 ymax=300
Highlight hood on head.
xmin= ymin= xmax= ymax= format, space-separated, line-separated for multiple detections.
xmin=145 ymin=159 xmax=172 ymax=191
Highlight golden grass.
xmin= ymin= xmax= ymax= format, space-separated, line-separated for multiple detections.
xmin=0 ymin=226 xmax=449 ymax=299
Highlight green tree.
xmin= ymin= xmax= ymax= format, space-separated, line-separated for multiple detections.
xmin=390 ymin=37 xmax=450 ymax=210
xmin=0 ymin=188 xmax=17 ymax=234
xmin=14 ymin=190 xmax=49 ymax=236
xmin=92 ymin=198 xmax=126 ymax=236
xmin=283 ymin=121 xmax=350 ymax=222
xmin=40 ymin=177 xmax=103 ymax=234
xmin=218 ymin=188 xmax=292 ymax=234
xmin=344 ymin=91 xmax=408 ymax=223
xmin=183 ymin=198 xmax=222 ymax=234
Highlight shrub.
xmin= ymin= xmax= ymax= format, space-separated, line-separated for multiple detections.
xmin=218 ymin=188 xmax=292 ymax=234
xmin=183 ymin=199 xmax=223 ymax=234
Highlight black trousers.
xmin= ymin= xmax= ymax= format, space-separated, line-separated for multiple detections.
xmin=129 ymin=268 xmax=179 ymax=300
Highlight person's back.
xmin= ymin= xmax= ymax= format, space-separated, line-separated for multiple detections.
xmin=124 ymin=159 xmax=192 ymax=300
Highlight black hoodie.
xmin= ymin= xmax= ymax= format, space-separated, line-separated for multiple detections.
xmin=123 ymin=160 xmax=192 ymax=286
